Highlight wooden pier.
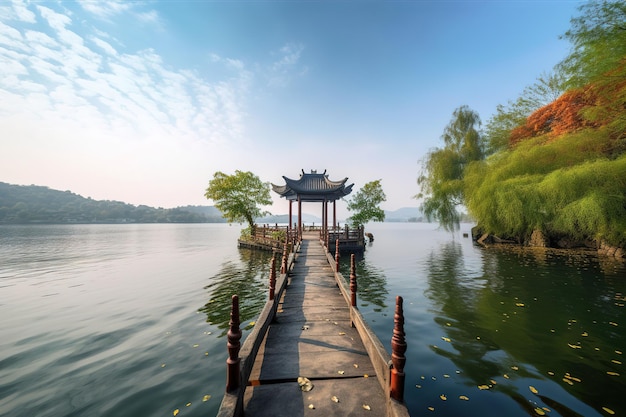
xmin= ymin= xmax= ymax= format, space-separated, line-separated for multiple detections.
xmin=217 ymin=232 xmax=410 ymax=417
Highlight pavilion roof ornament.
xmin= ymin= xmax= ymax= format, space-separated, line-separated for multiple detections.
xmin=272 ymin=169 xmax=354 ymax=202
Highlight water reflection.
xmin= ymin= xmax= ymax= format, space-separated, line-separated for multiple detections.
xmin=424 ymin=241 xmax=626 ymax=416
xmin=199 ymin=248 xmax=273 ymax=336
xmin=339 ymin=253 xmax=388 ymax=311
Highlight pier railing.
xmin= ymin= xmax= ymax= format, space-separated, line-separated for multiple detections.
xmin=325 ymin=242 xmax=410 ymax=417
xmin=238 ymin=224 xmax=298 ymax=252
xmin=216 ymin=240 xmax=299 ymax=417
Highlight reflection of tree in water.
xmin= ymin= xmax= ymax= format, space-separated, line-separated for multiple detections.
xmin=425 ymin=241 xmax=626 ymax=416
xmin=199 ymin=248 xmax=273 ymax=336
xmin=339 ymin=253 xmax=388 ymax=311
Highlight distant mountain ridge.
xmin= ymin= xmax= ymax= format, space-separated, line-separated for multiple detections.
xmin=0 ymin=182 xmax=226 ymax=224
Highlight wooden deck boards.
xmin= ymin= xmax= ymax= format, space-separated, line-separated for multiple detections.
xmin=243 ymin=236 xmax=388 ymax=417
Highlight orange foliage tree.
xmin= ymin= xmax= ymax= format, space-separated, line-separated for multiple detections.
xmin=509 ymin=88 xmax=597 ymax=145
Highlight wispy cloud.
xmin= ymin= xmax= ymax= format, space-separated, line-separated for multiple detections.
xmin=267 ymin=42 xmax=307 ymax=87
xmin=0 ymin=2 xmax=249 ymax=145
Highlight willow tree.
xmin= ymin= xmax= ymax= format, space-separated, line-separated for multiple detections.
xmin=204 ymin=170 xmax=271 ymax=230
xmin=416 ymin=105 xmax=485 ymax=232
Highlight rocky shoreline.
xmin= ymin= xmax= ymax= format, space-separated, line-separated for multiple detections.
xmin=471 ymin=226 xmax=625 ymax=259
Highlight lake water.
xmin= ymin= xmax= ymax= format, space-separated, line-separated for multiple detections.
xmin=1 ymin=223 xmax=625 ymax=416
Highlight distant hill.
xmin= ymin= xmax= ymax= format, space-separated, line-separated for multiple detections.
xmin=0 ymin=182 xmax=226 ymax=224
xmin=384 ymin=207 xmax=424 ymax=222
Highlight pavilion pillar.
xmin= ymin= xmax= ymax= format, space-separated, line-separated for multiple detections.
xmin=298 ymin=196 xmax=302 ymax=239
xmin=333 ymin=200 xmax=337 ymax=231
xmin=289 ymin=200 xmax=293 ymax=234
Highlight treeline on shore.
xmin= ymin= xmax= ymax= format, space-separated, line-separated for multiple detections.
xmin=0 ymin=182 xmax=226 ymax=224
xmin=418 ymin=1 xmax=625 ymax=257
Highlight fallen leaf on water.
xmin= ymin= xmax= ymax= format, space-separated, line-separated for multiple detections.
xmin=186 ymin=403 xmax=191 ymax=407
xmin=161 ymin=364 xmax=166 ymax=368
xmin=602 ymin=406 xmax=615 ymax=415
xmin=511 ymin=366 xmax=519 ymax=371
xmin=503 ymin=374 xmax=510 ymax=379
xmin=338 ymin=370 xmax=345 ymax=375
xmin=339 ymin=332 xmax=346 ymax=335
xmin=440 ymin=394 xmax=447 ymax=401
xmin=478 ymin=385 xmax=490 ymax=390
xmin=443 ymin=374 xmax=450 ymax=378
xmin=249 ymin=321 xmax=256 ymax=326
xmin=192 ymin=344 xmax=199 ymax=348
xmin=611 ymin=359 xmax=622 ymax=365
xmin=308 ymin=404 xmax=315 ymax=409
xmin=442 ymin=337 xmax=451 ymax=342
xmin=202 ymin=395 xmax=211 ymax=402
xmin=563 ymin=378 xmax=574 ymax=385
xmin=428 ymin=407 xmax=435 ymax=411
xmin=616 ymin=350 xmax=623 ymax=355
xmin=416 ymin=384 xmax=422 ymax=388
xmin=534 ymin=407 xmax=546 ymax=416
xmin=459 ymin=395 xmax=469 ymax=401
xmin=490 ymin=379 xmax=497 ymax=385
xmin=582 ymin=332 xmax=589 ymax=337
xmin=362 ymin=404 xmax=371 ymax=410
xmin=173 ymin=410 xmax=179 ymax=416
xmin=607 ymin=371 xmax=620 ymax=376
xmin=568 ymin=343 xmax=582 ymax=349
xmin=331 ymin=396 xmax=339 ymax=403
xmin=609 ymin=322 xmax=618 ymax=326
xmin=516 ymin=303 xmax=525 ymax=307
xmin=529 ymin=386 xmax=538 ymax=394
xmin=364 ymin=374 xmax=369 ymax=378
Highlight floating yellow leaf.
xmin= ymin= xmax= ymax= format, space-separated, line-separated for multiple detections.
xmin=568 ymin=343 xmax=581 ymax=349
xmin=511 ymin=366 xmax=519 ymax=371
xmin=609 ymin=322 xmax=618 ymax=326
xmin=416 ymin=384 xmax=422 ymax=388
xmin=161 ymin=364 xmax=166 ymax=368
xmin=428 ymin=406 xmax=435 ymax=411
xmin=362 ymin=404 xmax=371 ymax=410
xmin=202 ymin=395 xmax=211 ymax=402
xmin=503 ymin=374 xmax=510 ymax=379
xmin=548 ymin=371 xmax=554 ymax=376
xmin=616 ymin=350 xmax=623 ymax=355
xmin=186 ymin=403 xmax=191 ymax=407
xmin=607 ymin=371 xmax=620 ymax=376
xmin=478 ymin=385 xmax=490 ymax=390
xmin=529 ymin=386 xmax=538 ymax=394
xmin=563 ymin=378 xmax=574 ymax=385
xmin=442 ymin=337 xmax=451 ymax=342
xmin=581 ymin=332 xmax=588 ymax=337
xmin=611 ymin=359 xmax=622 ymax=365
xmin=339 ymin=332 xmax=346 ymax=335
xmin=490 ymin=379 xmax=497 ymax=385
xmin=602 ymin=407 xmax=615 ymax=415
xmin=173 ymin=410 xmax=179 ymax=416
xmin=249 ymin=321 xmax=256 ymax=326
xmin=331 ymin=395 xmax=339 ymax=403
xmin=516 ymin=303 xmax=525 ymax=307
xmin=353 ymin=363 xmax=359 ymax=368
xmin=338 ymin=370 xmax=345 ymax=375
xmin=308 ymin=404 xmax=315 ymax=409
xmin=443 ymin=374 xmax=450 ymax=378
xmin=459 ymin=395 xmax=469 ymax=401
xmin=534 ymin=407 xmax=546 ymax=416
xmin=193 ymin=344 xmax=199 ymax=348
xmin=364 ymin=374 xmax=369 ymax=378
xmin=440 ymin=394 xmax=447 ymax=401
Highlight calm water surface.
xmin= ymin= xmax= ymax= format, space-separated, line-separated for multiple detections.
xmin=1 ymin=223 xmax=625 ymax=416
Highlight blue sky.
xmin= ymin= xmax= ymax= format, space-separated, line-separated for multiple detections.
xmin=1 ymin=0 xmax=583 ymax=218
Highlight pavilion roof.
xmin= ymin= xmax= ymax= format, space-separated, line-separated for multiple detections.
xmin=272 ymin=169 xmax=354 ymax=202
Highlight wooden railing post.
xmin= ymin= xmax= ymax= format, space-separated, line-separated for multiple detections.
xmin=226 ymin=295 xmax=242 ymax=392
xmin=335 ymin=239 xmax=340 ymax=272
xmin=350 ymin=253 xmax=357 ymax=307
xmin=390 ymin=296 xmax=407 ymax=402
xmin=269 ymin=255 xmax=276 ymax=300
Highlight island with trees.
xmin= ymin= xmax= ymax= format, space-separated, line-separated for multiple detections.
xmin=417 ymin=0 xmax=625 ymax=258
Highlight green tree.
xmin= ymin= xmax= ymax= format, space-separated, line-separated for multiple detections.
xmin=346 ymin=180 xmax=386 ymax=228
xmin=485 ymin=71 xmax=566 ymax=153
xmin=558 ymin=0 xmax=626 ymax=90
xmin=416 ymin=105 xmax=485 ymax=232
xmin=204 ymin=170 xmax=272 ymax=229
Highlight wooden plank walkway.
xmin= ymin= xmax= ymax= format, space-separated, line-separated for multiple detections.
xmin=243 ymin=234 xmax=389 ymax=416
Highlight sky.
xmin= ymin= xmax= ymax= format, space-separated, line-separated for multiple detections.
xmin=1 ymin=0 xmax=584 ymax=219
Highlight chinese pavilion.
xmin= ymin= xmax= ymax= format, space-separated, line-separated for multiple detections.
xmin=272 ymin=169 xmax=353 ymax=238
